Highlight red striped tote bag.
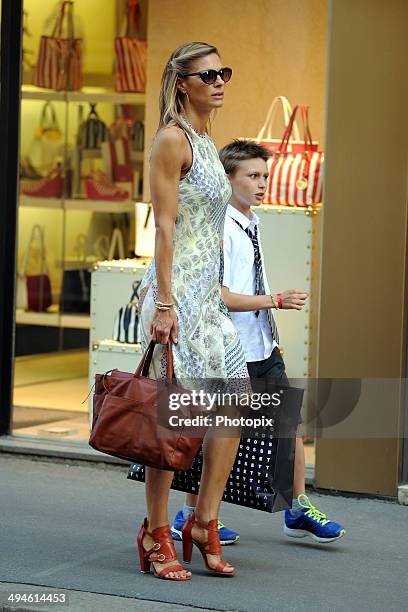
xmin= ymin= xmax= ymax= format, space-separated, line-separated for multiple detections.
xmin=264 ymin=105 xmax=324 ymax=207
xmin=34 ymin=1 xmax=82 ymax=91
xmin=115 ymin=0 xmax=147 ymax=93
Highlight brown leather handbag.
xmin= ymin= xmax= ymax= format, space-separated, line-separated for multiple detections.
xmin=89 ymin=340 xmax=207 ymax=471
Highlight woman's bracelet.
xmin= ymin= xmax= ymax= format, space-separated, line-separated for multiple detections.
xmin=277 ymin=293 xmax=283 ymax=309
xmin=270 ymin=294 xmax=278 ymax=309
xmin=156 ymin=300 xmax=174 ymax=307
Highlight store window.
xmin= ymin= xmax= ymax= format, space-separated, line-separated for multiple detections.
xmin=10 ymin=0 xmax=327 ymax=475
xmin=12 ymin=0 xmax=148 ymax=442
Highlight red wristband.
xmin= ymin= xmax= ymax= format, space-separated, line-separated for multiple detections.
xmin=277 ymin=293 xmax=283 ymax=309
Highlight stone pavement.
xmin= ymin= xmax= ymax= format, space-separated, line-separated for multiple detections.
xmin=1 ymin=454 xmax=407 ymax=612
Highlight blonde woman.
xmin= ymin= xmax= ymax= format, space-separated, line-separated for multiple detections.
xmin=136 ymin=42 xmax=249 ymax=581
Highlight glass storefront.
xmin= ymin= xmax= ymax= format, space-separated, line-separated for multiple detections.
xmin=7 ymin=0 xmax=326 ymax=468
xmin=12 ymin=0 xmax=148 ymax=443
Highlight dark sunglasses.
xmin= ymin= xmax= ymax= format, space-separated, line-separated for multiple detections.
xmin=182 ymin=67 xmax=233 ymax=85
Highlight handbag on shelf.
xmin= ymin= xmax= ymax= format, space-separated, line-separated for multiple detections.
xmin=102 ymin=138 xmax=134 ymax=185
xmin=34 ymin=0 xmax=82 ymax=91
xmin=113 ymin=279 xmax=142 ymax=344
xmin=256 ymin=96 xmax=319 ymax=155
xmin=108 ymin=227 xmax=126 ymax=260
xmin=17 ymin=225 xmax=53 ymax=312
xmin=115 ymin=0 xmax=147 ymax=93
xmin=27 ymin=102 xmax=63 ymax=176
xmin=77 ymin=104 xmax=108 ymax=150
xmin=264 ymin=104 xmax=324 ymax=207
xmin=59 ymin=235 xmax=91 ymax=314
xmin=132 ymin=121 xmax=144 ymax=151
xmin=89 ymin=340 xmax=208 ymax=470
xmin=109 ymin=117 xmax=144 ymax=152
xmin=135 ymin=202 xmax=154 ymax=257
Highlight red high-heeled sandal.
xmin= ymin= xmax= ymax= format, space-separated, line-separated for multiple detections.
xmin=181 ymin=512 xmax=237 ymax=576
xmin=136 ymin=518 xmax=191 ymax=581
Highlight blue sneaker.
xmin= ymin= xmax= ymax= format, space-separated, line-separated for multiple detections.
xmin=171 ymin=510 xmax=240 ymax=545
xmin=284 ymin=495 xmax=346 ymax=544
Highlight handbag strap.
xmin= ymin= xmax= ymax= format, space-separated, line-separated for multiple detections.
xmin=144 ymin=205 xmax=152 ymax=229
xmin=121 ymin=0 xmax=142 ymax=39
xmin=130 ymin=279 xmax=142 ymax=302
xmin=279 ymin=104 xmax=314 ymax=154
xmin=20 ymin=225 xmax=49 ymax=276
xmin=93 ymin=234 xmax=110 ymax=259
xmin=134 ymin=340 xmax=174 ymax=379
xmin=257 ymin=96 xmax=301 ymax=142
xmin=52 ymin=1 xmax=74 ymax=39
xmin=40 ymin=102 xmax=59 ymax=132
xmin=108 ymin=228 xmax=126 ymax=260
xmin=73 ymin=234 xmax=88 ymax=262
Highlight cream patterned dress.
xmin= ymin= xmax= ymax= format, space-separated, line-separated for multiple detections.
xmin=138 ymin=117 xmax=248 ymax=382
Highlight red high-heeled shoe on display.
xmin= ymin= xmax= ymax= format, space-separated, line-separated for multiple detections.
xmin=84 ymin=170 xmax=129 ymax=201
xmin=21 ymin=165 xmax=64 ymax=198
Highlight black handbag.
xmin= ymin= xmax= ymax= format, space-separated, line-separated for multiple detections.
xmin=60 ymin=269 xmax=91 ymax=314
xmin=59 ymin=235 xmax=92 ymax=314
xmin=77 ymin=104 xmax=108 ymax=149
xmin=128 ymin=383 xmax=303 ymax=513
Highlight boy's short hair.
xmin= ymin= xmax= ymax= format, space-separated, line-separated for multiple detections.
xmin=219 ymin=139 xmax=271 ymax=175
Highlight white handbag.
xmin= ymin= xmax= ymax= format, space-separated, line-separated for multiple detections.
xmin=135 ymin=202 xmax=154 ymax=257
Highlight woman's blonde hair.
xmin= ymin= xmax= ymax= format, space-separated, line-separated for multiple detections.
xmin=159 ymin=42 xmax=219 ymax=138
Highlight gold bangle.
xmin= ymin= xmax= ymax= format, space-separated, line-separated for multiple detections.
xmin=270 ymin=294 xmax=278 ymax=309
xmin=155 ymin=304 xmax=171 ymax=311
xmin=156 ymin=301 xmax=174 ymax=307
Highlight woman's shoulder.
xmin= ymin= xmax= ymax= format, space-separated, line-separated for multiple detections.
xmin=154 ymin=122 xmax=188 ymax=148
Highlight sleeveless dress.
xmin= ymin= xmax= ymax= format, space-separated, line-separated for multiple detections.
xmin=138 ymin=118 xmax=249 ymax=383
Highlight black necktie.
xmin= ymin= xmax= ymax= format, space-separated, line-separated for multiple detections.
xmin=232 ymin=218 xmax=279 ymax=344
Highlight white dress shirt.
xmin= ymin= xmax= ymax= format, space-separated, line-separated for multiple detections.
xmin=222 ymin=204 xmax=277 ymax=362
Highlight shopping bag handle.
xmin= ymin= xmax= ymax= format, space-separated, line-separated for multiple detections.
xmin=134 ymin=340 xmax=174 ymax=379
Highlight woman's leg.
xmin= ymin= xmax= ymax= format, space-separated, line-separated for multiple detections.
xmin=192 ymin=435 xmax=240 ymax=572
xmin=143 ymin=466 xmax=191 ymax=578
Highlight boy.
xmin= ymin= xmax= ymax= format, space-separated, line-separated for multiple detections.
xmin=171 ymin=140 xmax=345 ymax=544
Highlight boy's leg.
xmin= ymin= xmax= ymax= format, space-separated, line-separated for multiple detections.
xmin=293 ymin=436 xmax=306 ymax=497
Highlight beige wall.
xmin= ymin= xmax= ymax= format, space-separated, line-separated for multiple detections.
xmin=144 ymin=0 xmax=328 ymax=198
xmin=316 ymin=0 xmax=408 ymax=495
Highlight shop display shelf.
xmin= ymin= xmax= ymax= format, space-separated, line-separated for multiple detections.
xmin=80 ymin=148 xmax=144 ymax=163
xmin=19 ymin=195 xmax=63 ymax=209
xmin=22 ymin=85 xmax=146 ymax=106
xmin=20 ymin=195 xmax=138 ymax=213
xmin=64 ymin=198 xmax=136 ymax=213
xmin=92 ymin=338 xmax=142 ymax=351
xmin=16 ymin=307 xmax=90 ymax=330
xmin=256 ymin=204 xmax=322 ymax=216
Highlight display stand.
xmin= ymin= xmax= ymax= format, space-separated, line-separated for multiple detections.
xmin=88 ymin=258 xmax=150 ymax=419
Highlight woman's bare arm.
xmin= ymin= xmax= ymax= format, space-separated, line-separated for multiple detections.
xmin=149 ymin=126 xmax=190 ymax=343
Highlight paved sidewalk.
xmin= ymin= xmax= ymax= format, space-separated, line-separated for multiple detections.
xmin=1 ymin=454 xmax=407 ymax=612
